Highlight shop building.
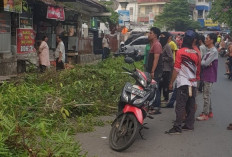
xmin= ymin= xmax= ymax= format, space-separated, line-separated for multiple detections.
xmin=0 ymin=0 xmax=110 ymax=76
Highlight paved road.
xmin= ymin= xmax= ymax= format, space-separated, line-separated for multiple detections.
xmin=76 ymin=57 xmax=232 ymax=157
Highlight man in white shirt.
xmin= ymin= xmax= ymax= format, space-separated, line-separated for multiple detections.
xmin=102 ymin=33 xmax=110 ymax=60
xmin=55 ymin=35 xmax=65 ymax=70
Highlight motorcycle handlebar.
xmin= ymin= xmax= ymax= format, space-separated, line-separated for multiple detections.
xmin=122 ymin=67 xmax=132 ymax=73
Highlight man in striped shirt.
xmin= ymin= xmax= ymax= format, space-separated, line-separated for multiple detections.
xmin=166 ymin=30 xmax=201 ymax=134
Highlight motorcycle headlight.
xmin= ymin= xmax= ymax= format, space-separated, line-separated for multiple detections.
xmin=133 ymin=98 xmax=144 ymax=105
xmin=121 ymin=90 xmax=128 ymax=102
xmin=137 ymin=73 xmax=147 ymax=87
xmin=133 ymin=94 xmax=149 ymax=105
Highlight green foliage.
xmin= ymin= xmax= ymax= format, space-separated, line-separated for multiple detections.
xmin=0 ymin=57 xmax=143 ymax=156
xmin=154 ymin=0 xmax=201 ymax=31
xmin=208 ymin=0 xmax=232 ymax=30
xmin=99 ymin=1 xmax=119 ymax=26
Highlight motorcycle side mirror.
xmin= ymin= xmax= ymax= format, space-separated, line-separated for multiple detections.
xmin=124 ymin=57 xmax=134 ymax=64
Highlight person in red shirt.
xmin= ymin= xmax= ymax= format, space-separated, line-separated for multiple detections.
xmin=176 ymin=34 xmax=183 ymax=49
xmin=166 ymin=30 xmax=200 ymax=134
xmin=147 ymin=27 xmax=163 ymax=114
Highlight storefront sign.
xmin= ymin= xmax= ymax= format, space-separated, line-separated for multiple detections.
xmin=118 ymin=10 xmax=130 ymax=26
xmin=205 ymin=19 xmax=219 ymax=27
xmin=20 ymin=17 xmax=33 ymax=28
xmin=91 ymin=17 xmax=98 ymax=30
xmin=0 ymin=13 xmax=11 ymax=33
xmin=3 ymin=0 xmax=22 ymax=13
xmin=47 ymin=6 xmax=65 ymax=21
xmin=17 ymin=29 xmax=35 ymax=54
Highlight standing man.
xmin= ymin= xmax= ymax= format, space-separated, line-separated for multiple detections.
xmin=166 ymin=30 xmax=200 ymax=134
xmin=196 ymin=33 xmax=218 ymax=121
xmin=164 ymin=34 xmax=178 ymax=108
xmin=102 ymin=33 xmax=110 ymax=60
xmin=55 ymin=35 xmax=65 ymax=70
xmin=159 ymin=32 xmax=173 ymax=103
xmin=198 ymin=35 xmax=207 ymax=92
xmin=176 ymin=34 xmax=183 ymax=49
xmin=168 ymin=35 xmax=178 ymax=61
xmin=147 ymin=27 xmax=163 ymax=114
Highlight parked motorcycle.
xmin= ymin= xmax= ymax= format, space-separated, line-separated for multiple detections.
xmin=114 ymin=48 xmax=143 ymax=61
xmin=109 ymin=57 xmax=157 ymax=152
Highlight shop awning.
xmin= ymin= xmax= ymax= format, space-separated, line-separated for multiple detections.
xmin=37 ymin=0 xmax=57 ymax=5
xmin=196 ymin=5 xmax=209 ymax=11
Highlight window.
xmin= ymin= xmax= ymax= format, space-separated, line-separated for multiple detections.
xmin=145 ymin=6 xmax=152 ymax=15
xmin=198 ymin=0 xmax=204 ymax=2
xmin=205 ymin=11 xmax=208 ymax=18
xmin=131 ymin=38 xmax=149 ymax=45
xmin=130 ymin=7 xmax=133 ymax=15
xmin=198 ymin=10 xmax=203 ymax=18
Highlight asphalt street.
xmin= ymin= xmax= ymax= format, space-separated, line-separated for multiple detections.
xmin=76 ymin=56 xmax=232 ymax=157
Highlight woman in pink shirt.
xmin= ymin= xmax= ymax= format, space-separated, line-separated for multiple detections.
xmin=39 ymin=36 xmax=50 ymax=72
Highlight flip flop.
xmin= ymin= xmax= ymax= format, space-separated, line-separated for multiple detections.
xmin=149 ymin=109 xmax=161 ymax=115
xmin=227 ymin=125 xmax=232 ymax=130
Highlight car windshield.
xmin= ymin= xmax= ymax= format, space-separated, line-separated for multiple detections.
xmin=125 ymin=33 xmax=145 ymax=45
xmin=131 ymin=38 xmax=149 ymax=45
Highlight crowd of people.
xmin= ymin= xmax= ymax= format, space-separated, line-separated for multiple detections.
xmin=37 ymin=28 xmax=232 ymax=131
xmin=143 ymin=27 xmax=232 ymax=134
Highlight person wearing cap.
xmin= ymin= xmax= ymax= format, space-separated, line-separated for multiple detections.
xmin=165 ymin=30 xmax=200 ymax=134
xmin=159 ymin=32 xmax=173 ymax=104
xmin=196 ymin=33 xmax=218 ymax=121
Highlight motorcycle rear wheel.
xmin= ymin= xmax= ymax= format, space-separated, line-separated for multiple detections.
xmin=109 ymin=113 xmax=140 ymax=152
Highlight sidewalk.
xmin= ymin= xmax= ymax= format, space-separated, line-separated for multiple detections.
xmin=0 ymin=75 xmax=17 ymax=83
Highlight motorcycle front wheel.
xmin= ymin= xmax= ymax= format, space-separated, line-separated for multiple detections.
xmin=109 ymin=113 xmax=140 ymax=152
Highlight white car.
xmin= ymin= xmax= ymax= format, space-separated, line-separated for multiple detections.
xmin=124 ymin=36 xmax=149 ymax=56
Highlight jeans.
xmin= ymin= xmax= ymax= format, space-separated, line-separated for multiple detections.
xmin=102 ymin=47 xmax=109 ymax=60
xmin=159 ymin=71 xmax=171 ymax=101
xmin=153 ymin=76 xmax=161 ymax=108
xmin=174 ymin=86 xmax=196 ymax=130
xmin=203 ymin=82 xmax=213 ymax=114
xmin=56 ymin=58 xmax=65 ymax=71
xmin=166 ymin=85 xmax=177 ymax=107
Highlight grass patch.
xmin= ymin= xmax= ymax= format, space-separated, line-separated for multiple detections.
xmin=0 ymin=57 xmax=143 ymax=156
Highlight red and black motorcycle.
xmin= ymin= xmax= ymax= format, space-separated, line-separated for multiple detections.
xmin=109 ymin=57 xmax=157 ymax=152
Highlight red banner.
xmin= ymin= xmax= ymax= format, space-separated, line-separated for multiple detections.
xmin=46 ymin=6 xmax=65 ymax=21
xmin=17 ymin=29 xmax=35 ymax=54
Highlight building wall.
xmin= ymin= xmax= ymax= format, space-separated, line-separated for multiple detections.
xmin=137 ymin=3 xmax=165 ymax=24
xmin=195 ymin=0 xmax=211 ymax=27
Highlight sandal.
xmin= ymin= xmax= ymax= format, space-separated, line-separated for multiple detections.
xmin=227 ymin=125 xmax=232 ymax=130
xmin=149 ymin=109 xmax=161 ymax=115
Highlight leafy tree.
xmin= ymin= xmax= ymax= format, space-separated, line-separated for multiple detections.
xmin=99 ymin=1 xmax=119 ymax=34
xmin=154 ymin=0 xmax=201 ymax=31
xmin=208 ymin=0 xmax=232 ymax=30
